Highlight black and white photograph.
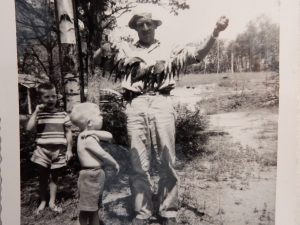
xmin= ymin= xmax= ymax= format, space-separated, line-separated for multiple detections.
xmin=6 ymin=0 xmax=285 ymax=224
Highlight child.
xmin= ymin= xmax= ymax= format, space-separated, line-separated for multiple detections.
xmin=70 ymin=102 xmax=120 ymax=225
xmin=26 ymin=83 xmax=73 ymax=214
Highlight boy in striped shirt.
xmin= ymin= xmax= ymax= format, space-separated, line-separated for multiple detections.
xmin=26 ymin=83 xmax=73 ymax=214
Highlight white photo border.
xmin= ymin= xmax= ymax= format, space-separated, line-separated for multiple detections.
xmin=0 ymin=0 xmax=299 ymax=224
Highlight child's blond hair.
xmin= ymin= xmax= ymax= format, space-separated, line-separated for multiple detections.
xmin=70 ymin=102 xmax=101 ymax=130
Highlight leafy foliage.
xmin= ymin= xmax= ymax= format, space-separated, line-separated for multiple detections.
xmin=97 ymin=92 xmax=210 ymax=158
xmin=186 ymin=15 xmax=279 ymax=74
xmin=175 ymin=104 xmax=209 ymax=157
xmin=20 ymin=126 xmax=36 ymax=181
xmin=230 ymin=15 xmax=279 ymax=72
xmin=15 ymin=0 xmax=59 ymax=79
xmin=100 ymin=93 xmax=129 ymax=146
xmin=135 ymin=0 xmax=189 ymax=15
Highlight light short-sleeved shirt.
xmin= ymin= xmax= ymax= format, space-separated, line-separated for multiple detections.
xmin=113 ymin=35 xmax=216 ymax=93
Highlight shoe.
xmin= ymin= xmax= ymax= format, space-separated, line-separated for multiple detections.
xmin=162 ymin=217 xmax=177 ymax=225
xmin=132 ymin=218 xmax=149 ymax=225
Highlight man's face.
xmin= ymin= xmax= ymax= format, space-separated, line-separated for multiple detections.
xmin=135 ymin=18 xmax=156 ymax=46
xmin=40 ymin=88 xmax=57 ymax=110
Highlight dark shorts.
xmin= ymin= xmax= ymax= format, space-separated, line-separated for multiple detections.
xmin=78 ymin=168 xmax=105 ymax=211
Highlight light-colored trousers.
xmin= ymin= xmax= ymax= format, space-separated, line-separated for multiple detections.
xmin=126 ymin=94 xmax=178 ymax=219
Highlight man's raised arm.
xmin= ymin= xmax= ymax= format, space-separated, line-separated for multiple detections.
xmin=195 ymin=16 xmax=229 ymax=62
xmin=170 ymin=16 xmax=229 ymax=69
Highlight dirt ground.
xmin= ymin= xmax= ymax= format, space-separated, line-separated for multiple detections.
xmin=180 ymin=109 xmax=277 ymax=225
xmin=21 ymin=72 xmax=278 ymax=225
xmin=209 ymin=110 xmax=278 ymax=153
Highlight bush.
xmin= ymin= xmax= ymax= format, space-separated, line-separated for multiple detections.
xmin=100 ymin=92 xmax=128 ymax=146
xmin=19 ymin=125 xmax=36 ymax=181
xmin=175 ymin=104 xmax=209 ymax=157
xmin=100 ymin=96 xmax=209 ymax=158
xmin=19 ymin=96 xmax=210 ymax=180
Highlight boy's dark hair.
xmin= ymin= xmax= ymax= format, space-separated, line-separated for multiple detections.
xmin=37 ymin=83 xmax=56 ymax=94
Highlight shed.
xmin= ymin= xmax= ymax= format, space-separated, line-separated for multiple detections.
xmin=18 ymin=73 xmax=49 ymax=114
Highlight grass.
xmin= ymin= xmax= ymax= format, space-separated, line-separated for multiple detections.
xmin=177 ymin=72 xmax=278 ymax=88
xmin=176 ymin=132 xmax=276 ymax=225
xmin=178 ymin=72 xmax=279 ymax=115
xmin=255 ymin=119 xmax=278 ymax=167
xmin=204 ymin=135 xmax=275 ymax=182
xmin=86 ymin=74 xmax=121 ymax=104
xmin=21 ymin=128 xmax=277 ymax=225
xmin=87 ymin=72 xmax=279 ymax=115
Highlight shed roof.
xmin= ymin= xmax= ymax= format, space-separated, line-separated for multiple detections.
xmin=18 ymin=73 xmax=49 ymax=89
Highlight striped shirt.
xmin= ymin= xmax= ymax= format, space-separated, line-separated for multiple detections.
xmin=36 ymin=111 xmax=72 ymax=146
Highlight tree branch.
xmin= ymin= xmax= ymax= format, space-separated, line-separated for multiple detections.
xmin=30 ymin=47 xmax=48 ymax=74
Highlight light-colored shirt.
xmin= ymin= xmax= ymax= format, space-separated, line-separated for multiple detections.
xmin=111 ymin=35 xmax=216 ymax=93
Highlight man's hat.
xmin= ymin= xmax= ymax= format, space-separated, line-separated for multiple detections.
xmin=128 ymin=12 xmax=162 ymax=30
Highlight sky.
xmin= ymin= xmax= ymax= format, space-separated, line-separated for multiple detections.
xmin=112 ymin=0 xmax=279 ymax=45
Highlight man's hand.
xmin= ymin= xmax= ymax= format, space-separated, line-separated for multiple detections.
xmin=213 ymin=16 xmax=229 ymax=37
xmin=93 ymin=42 xmax=114 ymax=64
xmin=153 ymin=60 xmax=165 ymax=74
xmin=93 ymin=48 xmax=102 ymax=63
xmin=124 ymin=57 xmax=144 ymax=66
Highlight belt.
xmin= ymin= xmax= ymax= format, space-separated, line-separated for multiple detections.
xmin=143 ymin=91 xmax=161 ymax=96
xmin=37 ymin=144 xmax=66 ymax=149
xmin=124 ymin=89 xmax=170 ymax=100
xmin=81 ymin=166 xmax=103 ymax=170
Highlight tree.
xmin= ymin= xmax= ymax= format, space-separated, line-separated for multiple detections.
xmin=54 ymin=0 xmax=83 ymax=112
xmin=205 ymin=39 xmax=229 ymax=73
xmin=185 ymin=39 xmax=228 ymax=74
xmin=16 ymin=0 xmax=191 ymax=109
xmin=255 ymin=15 xmax=279 ymax=71
xmin=16 ymin=0 xmax=84 ymax=112
xmin=231 ymin=15 xmax=279 ymax=72
xmin=184 ymin=15 xmax=279 ymax=75
xmin=74 ymin=0 xmax=190 ymax=103
xmin=15 ymin=0 xmax=59 ymax=80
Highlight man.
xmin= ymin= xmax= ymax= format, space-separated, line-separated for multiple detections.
xmin=94 ymin=12 xmax=228 ymax=225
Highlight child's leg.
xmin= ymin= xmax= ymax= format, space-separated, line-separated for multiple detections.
xmin=36 ymin=164 xmax=50 ymax=213
xmin=78 ymin=211 xmax=100 ymax=225
xmin=48 ymin=167 xmax=62 ymax=212
xmin=89 ymin=211 xmax=100 ymax=225
xmin=78 ymin=211 xmax=89 ymax=225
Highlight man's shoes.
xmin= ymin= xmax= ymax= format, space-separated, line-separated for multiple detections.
xmin=162 ymin=217 xmax=177 ymax=225
xmin=132 ymin=218 xmax=149 ymax=225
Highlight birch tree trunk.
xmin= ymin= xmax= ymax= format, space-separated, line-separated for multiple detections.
xmin=231 ymin=51 xmax=234 ymax=73
xmin=217 ymin=40 xmax=220 ymax=74
xmin=55 ymin=0 xmax=82 ymax=113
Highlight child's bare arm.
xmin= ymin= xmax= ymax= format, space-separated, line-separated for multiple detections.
xmin=85 ymin=137 xmax=119 ymax=173
xmin=65 ymin=127 xmax=73 ymax=162
xmin=26 ymin=104 xmax=45 ymax=131
xmin=83 ymin=130 xmax=113 ymax=142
